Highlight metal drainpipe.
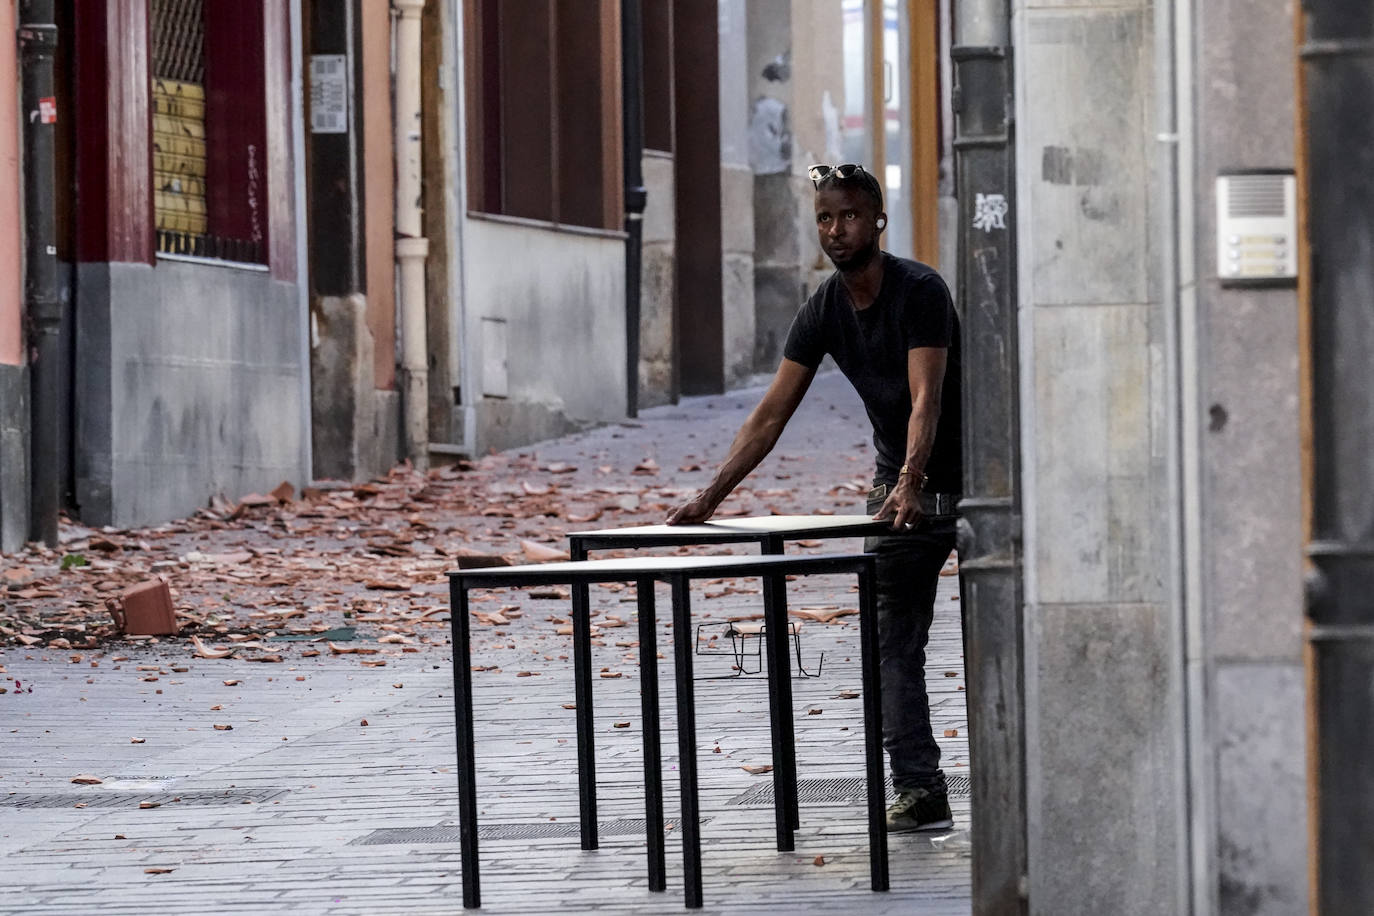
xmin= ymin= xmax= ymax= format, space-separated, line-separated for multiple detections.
xmin=289 ymin=0 xmax=313 ymax=485
xmin=951 ymin=0 xmax=1024 ymax=911
xmin=1300 ymin=3 xmax=1374 ymax=911
xmin=394 ymin=0 xmax=430 ymax=470
xmin=1154 ymin=0 xmax=1207 ymax=909
xmin=621 ymin=0 xmax=646 ymax=419
xmin=18 ymin=0 xmax=59 ymax=547
xmin=447 ymin=0 xmax=476 ymax=452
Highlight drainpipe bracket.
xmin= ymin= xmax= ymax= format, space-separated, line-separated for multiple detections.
xmin=396 ymin=236 xmax=430 ymax=260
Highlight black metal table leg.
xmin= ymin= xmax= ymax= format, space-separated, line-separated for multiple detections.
xmin=450 ymin=580 xmax=481 ymax=908
xmin=570 ymin=542 xmax=599 ymax=851
xmin=761 ymin=570 xmax=796 ymax=851
xmin=670 ymin=575 xmax=704 ymax=909
xmin=759 ymin=535 xmax=800 ymax=835
xmin=858 ymin=563 xmax=889 ymax=892
xmin=636 ymin=578 xmax=666 ymax=892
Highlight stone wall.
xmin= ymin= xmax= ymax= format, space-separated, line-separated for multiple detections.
xmin=0 ymin=363 xmax=27 ymax=551
xmin=460 ymin=217 xmax=627 ymax=455
xmin=74 ymin=260 xmax=309 ymax=527
xmin=1014 ymin=4 xmax=1184 ymax=911
xmin=1191 ymin=0 xmax=1308 ymax=908
xmin=310 ymin=292 xmax=401 ymax=481
xmin=719 ymin=0 xmax=757 ymax=389
xmin=638 ymin=152 xmax=676 ymax=408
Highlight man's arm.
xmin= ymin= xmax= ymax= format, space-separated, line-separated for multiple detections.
xmin=666 ymin=358 xmax=817 ymax=525
xmin=873 ymin=346 xmax=946 ymax=530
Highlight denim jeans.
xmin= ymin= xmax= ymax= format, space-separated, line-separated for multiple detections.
xmin=865 ymin=488 xmax=957 ymax=794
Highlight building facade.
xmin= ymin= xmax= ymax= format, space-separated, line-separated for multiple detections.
xmin=436 ymin=0 xmax=944 ymax=445
xmin=11 ymin=0 xmax=1368 ymax=909
xmin=955 ymin=0 xmax=1324 ymax=911
xmin=7 ymin=0 xmax=943 ymax=538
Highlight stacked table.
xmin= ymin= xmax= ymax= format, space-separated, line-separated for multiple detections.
xmin=568 ymin=515 xmax=888 ymax=851
xmin=447 ymin=515 xmax=891 ymax=909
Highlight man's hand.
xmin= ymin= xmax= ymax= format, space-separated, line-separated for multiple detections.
xmin=873 ymin=475 xmax=924 ymax=531
xmin=666 ymin=491 xmax=718 ymax=526
xmin=665 ymin=359 xmax=816 ymax=527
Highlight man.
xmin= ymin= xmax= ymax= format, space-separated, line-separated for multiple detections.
xmin=666 ymin=163 xmax=961 ymax=832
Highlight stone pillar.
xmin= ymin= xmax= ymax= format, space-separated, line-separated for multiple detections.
xmin=638 ymin=150 xmax=676 ymax=408
xmin=719 ymin=0 xmax=755 ymax=388
xmin=746 ymin=0 xmax=798 ymax=375
xmin=308 ymin=0 xmax=399 ymax=480
xmin=1014 ymin=4 xmax=1185 ymax=911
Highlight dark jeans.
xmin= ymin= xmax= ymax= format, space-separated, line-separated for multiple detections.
xmin=865 ymin=488 xmax=958 ymax=795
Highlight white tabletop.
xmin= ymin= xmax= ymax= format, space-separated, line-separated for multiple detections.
xmin=449 ymin=551 xmax=873 ymax=582
xmin=570 ymin=514 xmax=885 ymax=539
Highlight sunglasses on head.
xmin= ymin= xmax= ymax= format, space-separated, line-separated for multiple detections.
xmin=808 ymin=163 xmax=869 ymax=186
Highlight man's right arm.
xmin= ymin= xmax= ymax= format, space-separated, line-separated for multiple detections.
xmin=666 ymin=358 xmax=817 ymax=525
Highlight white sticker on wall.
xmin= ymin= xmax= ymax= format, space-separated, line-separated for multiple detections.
xmin=309 ymin=54 xmax=349 ymax=134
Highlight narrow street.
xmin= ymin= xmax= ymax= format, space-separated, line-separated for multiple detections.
xmin=1 ymin=371 xmax=971 ymax=914
xmin=0 ymin=0 xmax=1348 ymax=906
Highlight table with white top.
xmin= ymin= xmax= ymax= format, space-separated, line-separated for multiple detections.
xmin=566 ymin=516 xmax=889 ymax=854
xmin=448 ymin=551 xmax=885 ymax=909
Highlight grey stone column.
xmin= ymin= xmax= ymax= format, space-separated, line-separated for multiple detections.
xmin=1014 ymin=3 xmax=1185 ymax=911
xmin=745 ymin=0 xmax=799 ymax=375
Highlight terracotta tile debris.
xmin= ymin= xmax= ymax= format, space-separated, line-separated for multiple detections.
xmin=0 ymin=434 xmax=865 ymax=661
xmin=520 ymin=540 xmax=569 ymax=563
xmin=107 ymin=578 xmax=178 ymax=636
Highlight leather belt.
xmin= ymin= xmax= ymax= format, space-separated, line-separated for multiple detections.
xmin=867 ymin=484 xmax=961 ymax=517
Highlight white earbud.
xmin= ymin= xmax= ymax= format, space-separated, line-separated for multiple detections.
xmin=876 ymin=217 xmax=887 ymax=229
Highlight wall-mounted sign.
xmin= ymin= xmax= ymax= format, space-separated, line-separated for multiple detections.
xmin=309 ymin=54 xmax=349 ymax=134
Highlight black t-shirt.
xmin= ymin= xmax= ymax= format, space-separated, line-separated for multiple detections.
xmin=783 ymin=253 xmax=962 ymax=493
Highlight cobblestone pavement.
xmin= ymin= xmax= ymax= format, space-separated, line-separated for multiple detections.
xmin=1 ymin=373 xmax=971 ymax=914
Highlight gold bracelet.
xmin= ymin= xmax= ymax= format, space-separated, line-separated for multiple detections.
xmin=898 ymin=465 xmax=928 ymax=488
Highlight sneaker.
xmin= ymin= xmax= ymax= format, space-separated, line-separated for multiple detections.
xmin=886 ymin=787 xmax=953 ymax=833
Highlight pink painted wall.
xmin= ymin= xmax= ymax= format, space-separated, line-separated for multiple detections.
xmin=0 ymin=0 xmax=22 ymax=366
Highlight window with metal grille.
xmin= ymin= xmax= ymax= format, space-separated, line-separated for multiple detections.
xmin=151 ymin=0 xmax=268 ymax=264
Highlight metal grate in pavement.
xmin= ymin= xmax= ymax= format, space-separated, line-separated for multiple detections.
xmin=727 ymin=774 xmax=971 ymax=808
xmin=2 ymin=787 xmax=289 ymax=809
xmin=352 ymin=817 xmax=711 ymax=844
